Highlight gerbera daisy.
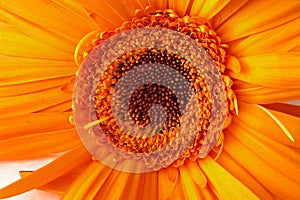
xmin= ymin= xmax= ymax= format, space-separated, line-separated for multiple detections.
xmin=1 ymin=0 xmax=300 ymax=199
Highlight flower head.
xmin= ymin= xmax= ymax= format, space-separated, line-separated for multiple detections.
xmin=0 ymin=0 xmax=300 ymax=199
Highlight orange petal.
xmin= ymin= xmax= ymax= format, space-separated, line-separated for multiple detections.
xmin=168 ymin=0 xmax=191 ymax=17
xmin=0 ymin=22 xmax=73 ymax=59
xmin=94 ymin=170 xmax=130 ymax=199
xmin=0 ymin=0 xmax=95 ymax=43
xmin=168 ymin=176 xmax=186 ymax=200
xmin=235 ymin=86 xmax=300 ymax=104
xmin=228 ymin=122 xmax=300 ymax=181
xmin=0 ymin=128 xmax=81 ymax=160
xmin=0 ymin=8 xmax=76 ymax=52
xmin=84 ymin=165 xmax=112 ymax=199
xmin=229 ymin=17 xmax=300 ymax=57
xmin=190 ymin=0 xmax=230 ymax=20
xmin=226 ymin=55 xmax=241 ymax=74
xmin=142 ymin=171 xmax=158 ymax=200
xmin=217 ymin=0 xmax=300 ymax=42
xmin=179 ymin=164 xmax=203 ymax=199
xmin=37 ymin=100 xmax=72 ymax=113
xmin=217 ymin=151 xmax=273 ymax=199
xmin=120 ymin=174 xmax=145 ymax=200
xmin=186 ymin=160 xmax=207 ymax=188
xmin=0 ymin=76 xmax=72 ymax=97
xmin=263 ymin=103 xmax=300 ymax=118
xmin=236 ymin=102 xmax=300 ymax=147
xmin=158 ymin=166 xmax=178 ymax=199
xmin=0 ymin=87 xmax=72 ymax=117
xmin=149 ymin=0 xmax=167 ymax=10
xmin=19 ymin=168 xmax=85 ymax=195
xmin=211 ymin=0 xmax=249 ymax=29
xmin=224 ymin=133 xmax=300 ymax=199
xmin=0 ymin=112 xmax=73 ymax=140
xmin=198 ymin=157 xmax=259 ymax=199
xmin=62 ymin=162 xmax=108 ymax=199
xmin=228 ymin=53 xmax=300 ymax=88
xmin=0 ymin=146 xmax=91 ymax=198
xmin=77 ymin=0 xmax=141 ymax=28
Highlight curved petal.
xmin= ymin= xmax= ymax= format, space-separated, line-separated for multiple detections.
xmin=0 ymin=146 xmax=91 ymax=199
xmin=235 ymin=102 xmax=300 ymax=148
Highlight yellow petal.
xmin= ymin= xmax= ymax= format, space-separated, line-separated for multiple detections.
xmin=224 ymin=133 xmax=300 ymax=199
xmin=228 ymin=53 xmax=300 ymax=88
xmin=199 ymin=157 xmax=259 ymax=199
xmin=228 ymin=122 xmax=300 ymax=181
xmin=229 ymin=17 xmax=300 ymax=56
xmin=62 ymin=162 xmax=108 ymax=199
xmin=0 ymin=146 xmax=91 ymax=198
xmin=217 ymin=151 xmax=273 ymax=199
xmin=0 ymin=112 xmax=73 ymax=140
xmin=235 ymin=86 xmax=300 ymax=104
xmin=217 ymin=0 xmax=300 ymax=42
xmin=0 ymin=128 xmax=81 ymax=160
xmin=190 ymin=0 xmax=230 ymax=20
xmin=236 ymin=102 xmax=300 ymax=148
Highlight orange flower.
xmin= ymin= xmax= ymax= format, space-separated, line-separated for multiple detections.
xmin=0 ymin=0 xmax=300 ymax=199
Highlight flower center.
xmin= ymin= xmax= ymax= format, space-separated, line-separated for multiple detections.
xmin=73 ymin=8 xmax=237 ymax=170
xmin=95 ymin=48 xmax=211 ymax=157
